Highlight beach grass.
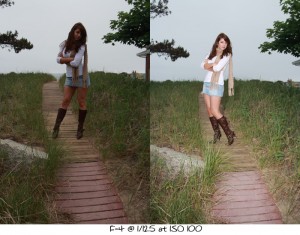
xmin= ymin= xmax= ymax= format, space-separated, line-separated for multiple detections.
xmin=0 ymin=73 xmax=65 ymax=223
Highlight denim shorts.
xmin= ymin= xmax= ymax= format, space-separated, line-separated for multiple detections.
xmin=202 ymin=82 xmax=224 ymax=97
xmin=65 ymin=75 xmax=91 ymax=88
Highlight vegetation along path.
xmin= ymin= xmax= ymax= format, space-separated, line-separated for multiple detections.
xmin=198 ymin=94 xmax=282 ymax=224
xmin=43 ymin=81 xmax=127 ymax=224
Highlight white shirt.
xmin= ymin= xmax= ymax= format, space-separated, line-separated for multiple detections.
xmin=56 ymin=41 xmax=86 ymax=77
xmin=200 ymin=54 xmax=231 ymax=85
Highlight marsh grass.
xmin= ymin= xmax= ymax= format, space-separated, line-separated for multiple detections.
xmin=222 ymin=79 xmax=300 ymax=222
xmin=59 ymin=72 xmax=149 ymax=223
xmin=0 ymin=73 xmax=65 ymax=223
xmin=150 ymin=80 xmax=224 ymax=223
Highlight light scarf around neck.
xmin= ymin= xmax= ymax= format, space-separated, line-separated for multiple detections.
xmin=210 ymin=52 xmax=234 ymax=96
xmin=70 ymin=44 xmax=88 ymax=88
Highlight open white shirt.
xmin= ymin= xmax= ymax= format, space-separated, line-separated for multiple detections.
xmin=56 ymin=41 xmax=86 ymax=77
xmin=200 ymin=54 xmax=231 ymax=85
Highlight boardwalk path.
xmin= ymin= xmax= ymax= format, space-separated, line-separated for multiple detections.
xmin=198 ymin=94 xmax=283 ymax=224
xmin=42 ymin=81 xmax=127 ymax=224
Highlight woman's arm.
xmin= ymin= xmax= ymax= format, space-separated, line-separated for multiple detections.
xmin=212 ymin=55 xmax=230 ymax=72
xmin=205 ymin=67 xmax=214 ymax=72
xmin=201 ymin=55 xmax=217 ymax=71
xmin=59 ymin=57 xmax=74 ymax=64
xmin=70 ymin=45 xmax=85 ymax=67
xmin=57 ymin=41 xmax=66 ymax=64
xmin=204 ymin=60 xmax=216 ymax=70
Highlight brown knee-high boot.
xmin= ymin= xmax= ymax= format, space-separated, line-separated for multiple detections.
xmin=217 ymin=116 xmax=236 ymax=145
xmin=52 ymin=108 xmax=67 ymax=138
xmin=209 ymin=116 xmax=221 ymax=143
xmin=77 ymin=109 xmax=87 ymax=139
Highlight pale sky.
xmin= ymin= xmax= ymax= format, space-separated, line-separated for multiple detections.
xmin=0 ymin=0 xmax=145 ymax=75
xmin=151 ymin=0 xmax=300 ymax=82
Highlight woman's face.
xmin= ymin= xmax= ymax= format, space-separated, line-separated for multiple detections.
xmin=74 ymin=28 xmax=82 ymax=41
xmin=217 ymin=38 xmax=228 ymax=51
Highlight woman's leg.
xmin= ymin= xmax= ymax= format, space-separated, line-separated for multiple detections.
xmin=203 ymin=94 xmax=213 ymax=117
xmin=52 ymin=86 xmax=76 ymax=138
xmin=61 ymin=86 xmax=76 ymax=109
xmin=204 ymin=94 xmax=221 ymax=143
xmin=77 ymin=87 xmax=88 ymax=110
xmin=210 ymin=96 xmax=235 ymax=145
xmin=209 ymin=96 xmax=222 ymax=119
xmin=76 ymin=87 xmax=88 ymax=139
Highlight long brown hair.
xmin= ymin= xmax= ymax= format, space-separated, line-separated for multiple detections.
xmin=65 ymin=22 xmax=87 ymax=53
xmin=208 ymin=33 xmax=232 ymax=60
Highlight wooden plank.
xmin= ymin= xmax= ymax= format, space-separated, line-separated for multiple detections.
xmin=56 ymin=190 xmax=118 ymax=200
xmin=73 ymin=209 xmax=126 ymax=222
xmin=56 ymin=196 xmax=121 ymax=208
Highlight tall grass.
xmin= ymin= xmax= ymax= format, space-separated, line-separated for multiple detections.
xmin=59 ymin=72 xmax=149 ymax=223
xmin=222 ymin=79 xmax=300 ymax=222
xmin=0 ymin=73 xmax=65 ymax=223
xmin=150 ymin=80 xmax=224 ymax=223
xmin=223 ymin=80 xmax=300 ymax=168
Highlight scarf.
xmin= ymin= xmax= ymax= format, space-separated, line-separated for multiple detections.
xmin=210 ymin=53 xmax=234 ymax=96
xmin=70 ymin=44 xmax=88 ymax=88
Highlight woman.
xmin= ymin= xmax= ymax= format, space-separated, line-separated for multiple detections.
xmin=200 ymin=33 xmax=235 ymax=145
xmin=52 ymin=22 xmax=90 ymax=139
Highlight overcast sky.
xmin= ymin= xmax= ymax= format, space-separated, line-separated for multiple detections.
xmin=151 ymin=0 xmax=300 ymax=82
xmin=0 ymin=0 xmax=145 ymax=75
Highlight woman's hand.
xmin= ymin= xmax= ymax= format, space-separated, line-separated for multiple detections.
xmin=204 ymin=59 xmax=214 ymax=70
xmin=60 ymin=57 xmax=74 ymax=64
xmin=205 ymin=67 xmax=214 ymax=72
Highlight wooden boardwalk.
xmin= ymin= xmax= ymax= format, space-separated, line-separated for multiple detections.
xmin=42 ymin=81 xmax=127 ymax=224
xmin=198 ymin=94 xmax=283 ymax=224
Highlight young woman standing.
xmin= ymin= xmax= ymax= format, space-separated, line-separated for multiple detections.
xmin=200 ymin=33 xmax=235 ymax=145
xmin=52 ymin=22 xmax=90 ymax=140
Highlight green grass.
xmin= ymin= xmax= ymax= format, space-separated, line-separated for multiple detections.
xmin=222 ymin=79 xmax=300 ymax=169
xmin=150 ymin=154 xmax=205 ymax=224
xmin=0 ymin=73 xmax=65 ymax=223
xmin=222 ymin=79 xmax=300 ymax=222
xmin=150 ymin=80 xmax=224 ymax=223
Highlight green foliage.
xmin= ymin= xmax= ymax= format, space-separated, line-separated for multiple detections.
xmin=102 ymin=0 xmax=150 ymax=48
xmin=150 ymin=1 xmax=189 ymax=61
xmin=0 ymin=0 xmax=14 ymax=8
xmin=150 ymin=39 xmax=190 ymax=61
xmin=0 ymin=1 xmax=33 ymax=53
xmin=150 ymin=0 xmax=171 ymax=18
xmin=0 ymin=31 xmax=33 ymax=53
xmin=259 ymin=0 xmax=300 ymax=57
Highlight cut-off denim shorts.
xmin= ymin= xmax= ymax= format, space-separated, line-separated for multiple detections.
xmin=202 ymin=82 xmax=224 ymax=97
xmin=65 ymin=75 xmax=91 ymax=88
